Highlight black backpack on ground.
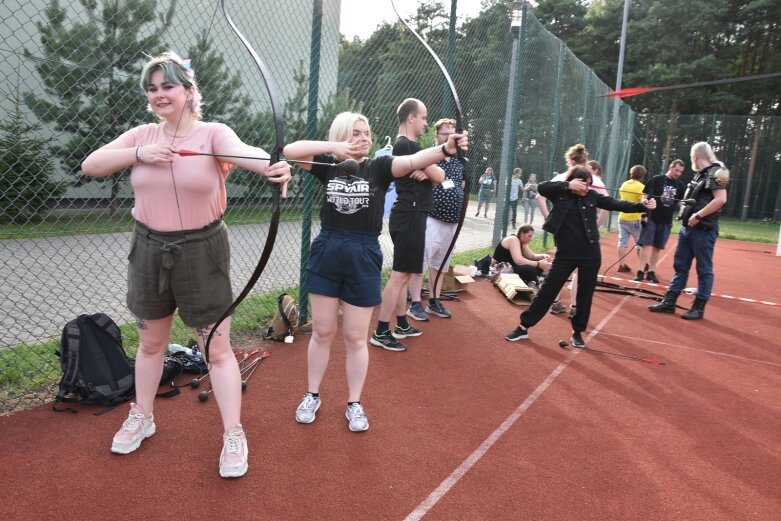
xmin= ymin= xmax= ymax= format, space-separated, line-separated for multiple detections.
xmin=54 ymin=313 xmax=135 ymax=413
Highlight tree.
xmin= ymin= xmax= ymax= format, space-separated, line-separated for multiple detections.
xmin=533 ymin=0 xmax=588 ymax=51
xmin=24 ymin=0 xmax=176 ymax=215
xmin=534 ymin=0 xmax=780 ymax=116
xmin=0 ymin=94 xmax=65 ymax=224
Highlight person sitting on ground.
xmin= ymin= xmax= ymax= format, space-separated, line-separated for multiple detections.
xmin=492 ymin=224 xmax=552 ymax=284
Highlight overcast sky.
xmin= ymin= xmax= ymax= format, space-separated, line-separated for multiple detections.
xmin=339 ymin=0 xmax=486 ymax=41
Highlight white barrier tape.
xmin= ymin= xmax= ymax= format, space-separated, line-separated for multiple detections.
xmin=596 ymin=274 xmax=780 ymax=308
xmin=683 ymin=288 xmax=781 ymax=308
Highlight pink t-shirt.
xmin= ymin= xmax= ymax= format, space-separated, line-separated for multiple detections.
xmin=552 ymin=171 xmax=608 ymax=195
xmin=116 ymin=122 xmax=237 ymax=231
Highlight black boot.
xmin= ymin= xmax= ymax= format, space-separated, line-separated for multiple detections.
xmin=649 ymin=291 xmax=679 ymax=313
xmin=682 ymin=297 xmax=707 ymax=320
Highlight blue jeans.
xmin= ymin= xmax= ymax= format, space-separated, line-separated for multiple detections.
xmin=668 ymin=226 xmax=718 ymax=300
xmin=523 ymin=199 xmax=536 ymax=223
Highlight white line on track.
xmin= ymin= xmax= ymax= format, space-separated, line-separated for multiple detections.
xmin=403 ymin=298 xmax=631 ymax=521
xmin=596 ymin=331 xmax=781 ymax=367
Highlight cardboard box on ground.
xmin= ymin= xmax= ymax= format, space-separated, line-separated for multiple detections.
xmin=441 ymin=265 xmax=475 ymax=292
xmin=495 ymin=273 xmax=535 ymax=305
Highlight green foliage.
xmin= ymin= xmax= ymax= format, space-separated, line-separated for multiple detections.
xmin=24 ymin=0 xmax=177 ymax=190
xmin=534 ymin=0 xmax=781 ymax=116
xmin=0 ymin=105 xmax=65 ymax=224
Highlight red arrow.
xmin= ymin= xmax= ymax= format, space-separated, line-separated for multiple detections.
xmin=602 ymin=72 xmax=781 ymax=99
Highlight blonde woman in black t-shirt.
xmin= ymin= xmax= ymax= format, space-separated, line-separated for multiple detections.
xmin=283 ymin=111 xmax=468 ymax=433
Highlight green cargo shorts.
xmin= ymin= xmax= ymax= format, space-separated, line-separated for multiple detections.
xmin=126 ymin=219 xmax=233 ymax=328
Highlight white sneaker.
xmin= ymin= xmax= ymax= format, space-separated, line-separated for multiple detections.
xmin=346 ymin=402 xmax=369 ymax=432
xmin=295 ymin=393 xmax=321 ymax=423
xmin=219 ymin=424 xmax=248 ymax=478
xmin=111 ymin=403 xmax=155 ymax=454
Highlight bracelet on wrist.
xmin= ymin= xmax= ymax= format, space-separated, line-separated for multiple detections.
xmin=135 ymin=146 xmax=143 ymax=164
xmin=441 ymin=144 xmax=455 ymax=158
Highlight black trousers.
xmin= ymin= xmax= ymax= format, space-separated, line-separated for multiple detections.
xmin=520 ymin=257 xmax=600 ymax=333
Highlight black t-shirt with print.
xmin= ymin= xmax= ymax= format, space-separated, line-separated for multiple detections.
xmin=643 ymin=174 xmax=685 ymax=224
xmin=391 ymin=136 xmax=433 ymax=212
xmin=310 ymin=154 xmax=394 ymax=233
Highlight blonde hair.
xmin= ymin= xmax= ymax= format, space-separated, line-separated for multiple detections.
xmin=435 ymin=118 xmax=456 ymax=131
xmin=328 ymin=112 xmax=371 ymax=153
xmin=512 ymin=167 xmax=522 ymax=177
xmin=565 ymin=143 xmax=588 ymax=166
xmin=140 ymin=51 xmax=202 ymax=120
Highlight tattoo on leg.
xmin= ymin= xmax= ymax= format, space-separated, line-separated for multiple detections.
xmin=196 ymin=326 xmax=219 ymax=343
xmin=136 ymin=318 xmax=148 ymax=330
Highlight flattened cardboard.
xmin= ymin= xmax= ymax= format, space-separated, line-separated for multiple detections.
xmin=495 ymin=273 xmax=535 ymax=305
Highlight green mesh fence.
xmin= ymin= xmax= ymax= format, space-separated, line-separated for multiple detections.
xmin=1 ymin=0 xmax=777 ymax=413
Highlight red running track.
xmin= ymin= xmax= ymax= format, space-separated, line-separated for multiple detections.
xmin=1 ymin=233 xmax=779 ymax=520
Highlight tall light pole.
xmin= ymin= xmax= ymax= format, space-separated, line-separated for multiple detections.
xmin=493 ymin=0 xmax=526 ymax=247
xmin=604 ymin=0 xmax=630 ymax=230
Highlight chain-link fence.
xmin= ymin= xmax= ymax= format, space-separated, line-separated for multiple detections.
xmin=2 ymin=0 xmax=778 ymax=414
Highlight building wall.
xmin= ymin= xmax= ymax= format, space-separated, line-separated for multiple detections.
xmin=0 ymin=0 xmax=342 ymax=199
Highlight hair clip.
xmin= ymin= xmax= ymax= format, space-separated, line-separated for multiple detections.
xmin=182 ymin=59 xmax=192 ymax=70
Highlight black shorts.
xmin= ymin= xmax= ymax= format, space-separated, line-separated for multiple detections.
xmin=126 ymin=219 xmax=233 ymax=328
xmin=638 ymin=220 xmax=672 ymax=250
xmin=389 ymin=210 xmax=427 ymax=273
xmin=306 ymin=227 xmax=383 ymax=308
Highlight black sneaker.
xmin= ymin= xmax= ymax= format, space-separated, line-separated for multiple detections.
xmin=617 ymin=264 xmax=632 ymax=273
xmin=632 ymin=270 xmax=644 ymax=282
xmin=645 ymin=271 xmax=659 ymax=283
xmin=550 ymin=300 xmax=566 ymax=315
xmin=370 ymin=331 xmax=407 ymax=351
xmin=392 ymin=325 xmax=423 ymax=339
xmin=505 ymin=325 xmax=529 ymax=342
xmin=571 ymin=331 xmax=586 ymax=349
xmin=426 ymin=300 xmax=452 ymax=318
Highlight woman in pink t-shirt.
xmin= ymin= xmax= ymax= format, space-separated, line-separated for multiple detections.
xmin=82 ymin=51 xmax=291 ymax=478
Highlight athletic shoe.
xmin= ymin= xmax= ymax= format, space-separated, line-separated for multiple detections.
xmin=406 ymin=301 xmax=429 ymax=321
xmin=392 ymin=325 xmax=423 ymax=339
xmin=370 ymin=331 xmax=407 ymax=351
xmin=219 ymin=424 xmax=248 ymax=478
xmin=111 ymin=403 xmax=155 ymax=454
xmin=505 ymin=325 xmax=529 ymax=341
xmin=426 ymin=300 xmax=452 ymax=318
xmin=569 ymin=305 xmax=577 ymax=319
xmin=617 ymin=264 xmax=632 ymax=273
xmin=345 ymin=403 xmax=369 ymax=432
xmin=645 ymin=271 xmax=660 ymax=283
xmin=571 ymin=331 xmax=586 ymax=349
xmin=550 ymin=300 xmax=566 ymax=315
xmin=295 ymin=392 xmax=321 ymax=424
xmin=633 ymin=270 xmax=645 ymax=282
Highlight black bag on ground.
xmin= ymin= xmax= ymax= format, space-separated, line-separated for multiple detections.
xmin=54 ymin=313 xmax=135 ymax=413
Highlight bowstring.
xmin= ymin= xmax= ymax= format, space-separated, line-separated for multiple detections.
xmin=166 ymin=0 xmax=222 ymax=367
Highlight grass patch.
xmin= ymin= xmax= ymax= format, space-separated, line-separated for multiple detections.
xmin=715 ymin=218 xmax=778 ymax=243
xmin=0 ymin=289 xmax=293 ymax=412
xmin=0 ymin=207 xmax=315 ymax=240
